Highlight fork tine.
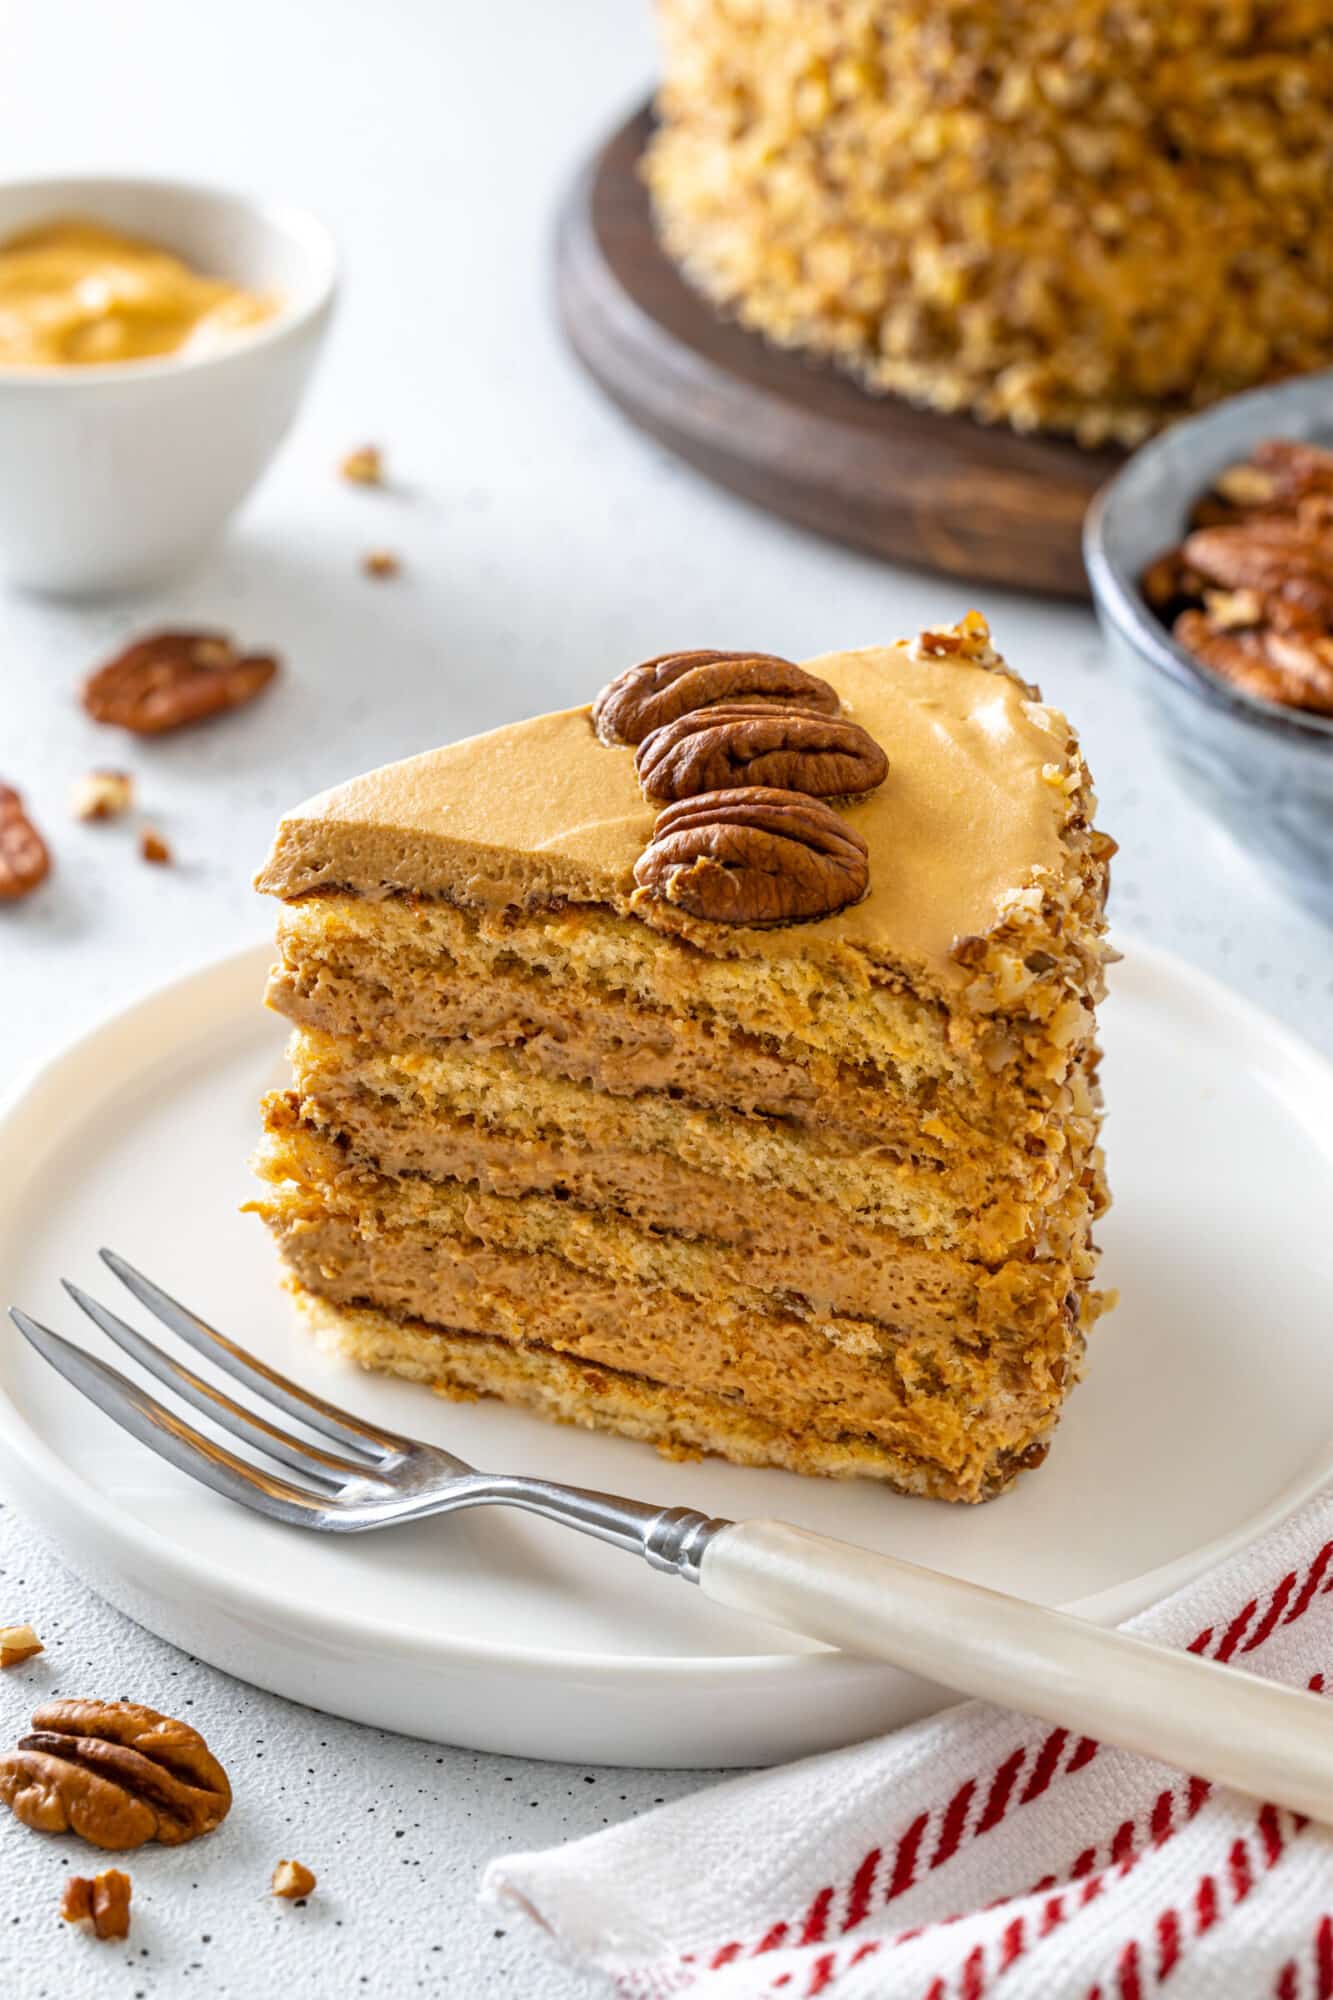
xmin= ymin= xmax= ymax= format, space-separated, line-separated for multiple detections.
xmin=9 ymin=1308 xmax=335 ymax=1527
xmin=61 ymin=1282 xmax=385 ymax=1489
xmin=98 ymin=1249 xmax=414 ymax=1458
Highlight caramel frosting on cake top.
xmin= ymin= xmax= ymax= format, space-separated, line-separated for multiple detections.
xmin=255 ymin=640 xmax=1073 ymax=982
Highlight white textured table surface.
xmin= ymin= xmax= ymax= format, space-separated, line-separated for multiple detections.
xmin=3 ymin=2 xmax=1331 ymax=1994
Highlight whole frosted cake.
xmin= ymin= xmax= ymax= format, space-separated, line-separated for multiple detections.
xmin=645 ymin=0 xmax=1332 ymax=445
xmin=252 ymin=617 xmax=1115 ymax=1503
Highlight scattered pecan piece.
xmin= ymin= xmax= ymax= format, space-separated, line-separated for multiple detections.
xmin=0 ymin=1624 xmax=43 ymax=1668
xmin=62 ymin=1868 xmax=131 ymax=1940
xmin=0 ymin=1699 xmax=232 ymax=1851
xmin=636 ymin=701 xmax=888 ymax=803
xmin=592 ymin=649 xmax=838 ymax=747
xmin=139 ymin=828 xmax=172 ymax=866
xmin=340 ymin=444 xmax=384 ymax=486
xmin=0 ymin=784 xmax=51 ymax=902
xmin=272 ymin=1858 xmax=317 ymax=1899
xmin=82 ymin=631 xmax=279 ymax=735
xmin=363 ymin=549 xmax=401 ymax=579
xmin=633 ymin=786 xmax=869 ymax=925
xmin=71 ymin=769 xmax=134 ymax=822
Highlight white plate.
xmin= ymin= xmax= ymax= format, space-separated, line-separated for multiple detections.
xmin=1 ymin=941 xmax=1331 ymax=1767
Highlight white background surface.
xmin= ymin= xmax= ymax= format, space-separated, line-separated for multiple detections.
xmin=2 ymin=1 xmax=1331 ymax=1994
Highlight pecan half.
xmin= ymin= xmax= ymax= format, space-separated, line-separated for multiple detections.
xmin=636 ymin=701 xmax=888 ymax=803
xmin=82 ymin=631 xmax=279 ymax=734
xmin=592 ymin=650 xmax=838 ymax=746
xmin=1182 ymin=522 xmax=1333 ymax=625
xmin=0 ymin=1699 xmax=231 ymax=1851
xmin=633 ymin=786 xmax=869 ymax=925
xmin=1188 ymin=441 xmax=1333 ymax=529
xmin=0 ymin=784 xmax=51 ymax=902
xmin=1174 ymin=610 xmax=1333 ymax=716
xmin=62 ymin=1869 xmax=131 ymax=1940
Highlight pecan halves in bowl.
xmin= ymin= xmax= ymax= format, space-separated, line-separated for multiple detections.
xmin=1181 ymin=522 xmax=1333 ymax=626
xmin=633 ymin=786 xmax=870 ymax=925
xmin=1173 ymin=609 xmax=1333 ymax=716
xmin=635 ymin=702 xmax=888 ymax=803
xmin=82 ymin=631 xmax=279 ymax=734
xmin=0 ymin=1699 xmax=232 ymax=1851
xmin=592 ymin=649 xmax=839 ymax=746
xmin=0 ymin=784 xmax=51 ymax=902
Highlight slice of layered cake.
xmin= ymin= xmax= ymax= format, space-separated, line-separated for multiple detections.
xmin=251 ymin=615 xmax=1115 ymax=1502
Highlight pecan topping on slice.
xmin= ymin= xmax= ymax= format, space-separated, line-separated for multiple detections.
xmin=0 ymin=784 xmax=51 ymax=902
xmin=82 ymin=631 xmax=279 ymax=734
xmin=636 ymin=701 xmax=888 ymax=803
xmin=633 ymin=786 xmax=869 ymax=925
xmin=0 ymin=1699 xmax=232 ymax=1851
xmin=62 ymin=1869 xmax=132 ymax=1940
xmin=592 ymin=649 xmax=838 ymax=746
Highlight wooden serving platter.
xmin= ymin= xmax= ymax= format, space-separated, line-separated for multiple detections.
xmin=555 ymin=104 xmax=1126 ymax=601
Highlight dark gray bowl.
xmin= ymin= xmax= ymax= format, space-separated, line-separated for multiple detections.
xmin=1084 ymin=372 xmax=1333 ymax=927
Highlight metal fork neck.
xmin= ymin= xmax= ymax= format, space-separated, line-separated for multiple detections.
xmin=449 ymin=1474 xmax=732 ymax=1584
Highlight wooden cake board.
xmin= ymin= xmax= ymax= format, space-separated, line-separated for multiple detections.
xmin=555 ymin=104 xmax=1126 ymax=602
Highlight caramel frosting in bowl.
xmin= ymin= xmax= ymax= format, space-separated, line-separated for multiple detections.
xmin=257 ymin=640 xmax=1075 ymax=988
xmin=0 ymin=217 xmax=277 ymax=367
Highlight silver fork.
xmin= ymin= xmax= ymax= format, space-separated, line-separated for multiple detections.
xmin=11 ymin=1250 xmax=1333 ymax=1826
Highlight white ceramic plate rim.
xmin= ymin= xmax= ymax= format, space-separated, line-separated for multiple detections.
xmin=2 ymin=939 xmax=1332 ymax=1685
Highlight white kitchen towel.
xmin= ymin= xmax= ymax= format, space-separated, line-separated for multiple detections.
xmin=484 ymin=1491 xmax=1333 ymax=1998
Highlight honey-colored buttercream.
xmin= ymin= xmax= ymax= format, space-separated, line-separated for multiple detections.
xmin=257 ymin=642 xmax=1072 ymax=985
xmin=0 ymin=218 xmax=276 ymax=367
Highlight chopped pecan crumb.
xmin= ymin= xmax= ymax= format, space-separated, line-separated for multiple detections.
xmin=83 ymin=632 xmax=279 ymax=735
xmin=0 ymin=784 xmax=51 ymax=902
xmin=362 ymin=549 xmax=401 ymax=579
xmin=62 ymin=1868 xmax=131 ymax=1939
xmin=340 ymin=445 xmax=384 ymax=487
xmin=139 ymin=829 xmax=172 ymax=866
xmin=636 ymin=701 xmax=887 ymax=803
xmin=272 ymin=1858 xmax=317 ymax=1899
xmin=0 ymin=1624 xmax=43 ymax=1668
xmin=593 ymin=649 xmax=838 ymax=747
xmin=0 ymin=1699 xmax=232 ymax=1851
xmin=71 ymin=770 xmax=134 ymax=822
xmin=633 ymin=786 xmax=869 ymax=925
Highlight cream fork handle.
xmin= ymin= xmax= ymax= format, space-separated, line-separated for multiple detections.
xmin=699 ymin=1519 xmax=1333 ymax=1826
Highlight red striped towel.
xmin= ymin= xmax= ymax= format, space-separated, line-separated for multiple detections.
xmin=484 ymin=1491 xmax=1333 ymax=1998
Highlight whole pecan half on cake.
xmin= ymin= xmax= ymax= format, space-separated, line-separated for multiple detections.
xmin=0 ymin=1699 xmax=232 ymax=1850
xmin=635 ymin=701 xmax=888 ymax=803
xmin=82 ymin=630 xmax=279 ymax=734
xmin=634 ymin=786 xmax=869 ymax=924
xmin=592 ymin=649 xmax=839 ymax=746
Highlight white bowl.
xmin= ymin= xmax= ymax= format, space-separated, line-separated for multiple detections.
xmin=0 ymin=176 xmax=337 ymax=596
